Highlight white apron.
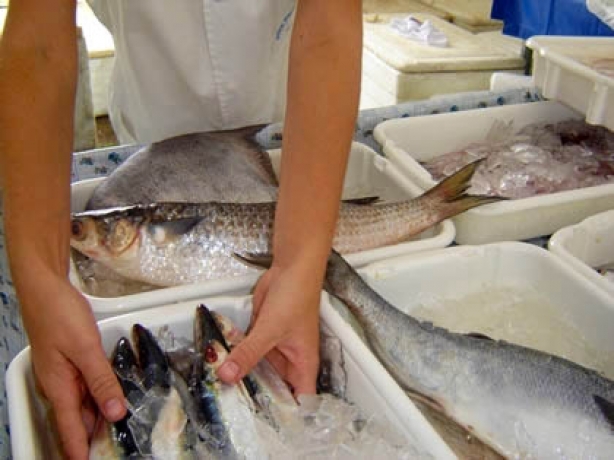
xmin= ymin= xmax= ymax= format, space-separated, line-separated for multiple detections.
xmin=86 ymin=0 xmax=296 ymax=144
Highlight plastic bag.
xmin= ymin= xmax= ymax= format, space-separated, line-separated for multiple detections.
xmin=587 ymin=0 xmax=614 ymax=29
xmin=389 ymin=15 xmax=448 ymax=47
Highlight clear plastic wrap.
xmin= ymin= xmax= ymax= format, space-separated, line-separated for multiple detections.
xmin=423 ymin=119 xmax=614 ymax=199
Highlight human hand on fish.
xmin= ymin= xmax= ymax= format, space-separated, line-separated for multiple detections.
xmin=20 ymin=277 xmax=127 ymax=460
xmin=218 ymin=260 xmax=322 ymax=395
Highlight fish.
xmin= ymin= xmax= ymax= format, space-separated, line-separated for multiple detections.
xmin=315 ymin=250 xmax=614 ymax=459
xmin=89 ymin=338 xmax=142 ymax=459
xmin=90 ymin=327 xmax=192 ymax=459
xmin=86 ymin=126 xmax=279 ymax=210
xmin=70 ymin=160 xmax=502 ymax=287
xmin=191 ymin=306 xmax=270 ymax=459
xmin=200 ymin=306 xmax=297 ymax=427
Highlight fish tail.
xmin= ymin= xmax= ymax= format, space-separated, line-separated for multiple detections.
xmin=420 ymin=159 xmax=505 ymax=216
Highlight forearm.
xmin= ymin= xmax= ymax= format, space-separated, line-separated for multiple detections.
xmin=0 ymin=1 xmax=78 ymax=304
xmin=274 ymin=0 xmax=362 ymax=277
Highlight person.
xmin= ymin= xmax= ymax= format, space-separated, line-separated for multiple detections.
xmin=0 ymin=0 xmax=362 ymax=458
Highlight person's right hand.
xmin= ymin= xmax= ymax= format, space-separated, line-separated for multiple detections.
xmin=20 ymin=275 xmax=126 ymax=459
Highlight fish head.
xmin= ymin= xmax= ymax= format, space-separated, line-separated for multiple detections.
xmin=194 ymin=305 xmax=231 ymax=353
xmin=202 ymin=340 xmax=229 ymax=373
xmin=70 ymin=207 xmax=145 ymax=264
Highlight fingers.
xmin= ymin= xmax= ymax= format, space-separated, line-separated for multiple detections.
xmin=81 ymin=395 xmax=98 ymax=439
xmin=286 ymin=362 xmax=319 ymax=396
xmin=217 ymin=325 xmax=276 ymax=385
xmin=72 ymin=343 xmax=126 ymax=423
xmin=48 ymin=381 xmax=90 ymax=460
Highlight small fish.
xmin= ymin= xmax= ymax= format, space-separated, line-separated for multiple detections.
xmin=318 ymin=250 xmax=614 ymax=459
xmin=90 ymin=327 xmax=192 ymax=459
xmin=193 ymin=339 xmax=268 ymax=459
xmin=71 ymin=160 xmax=502 ymax=287
xmin=200 ymin=307 xmax=297 ymax=427
xmin=89 ymin=338 xmax=142 ymax=459
xmin=86 ymin=126 xmax=279 ymax=210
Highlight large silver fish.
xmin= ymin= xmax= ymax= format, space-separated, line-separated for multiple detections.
xmin=86 ymin=126 xmax=279 ymax=210
xmin=318 ymin=250 xmax=614 ymax=459
xmin=71 ymin=161 xmax=501 ymax=287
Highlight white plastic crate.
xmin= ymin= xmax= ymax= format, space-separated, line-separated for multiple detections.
xmin=69 ymin=142 xmax=455 ymax=318
xmin=549 ymin=210 xmax=614 ymax=298
xmin=527 ymin=36 xmax=614 ymax=133
xmin=375 ymin=100 xmax=614 ymax=244
xmin=5 ymin=295 xmax=456 ymax=460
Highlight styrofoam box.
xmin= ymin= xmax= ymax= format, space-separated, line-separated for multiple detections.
xmin=70 ymin=142 xmax=455 ymax=318
xmin=362 ymin=13 xmax=525 ymax=104
xmin=357 ymin=241 xmax=614 ymax=366
xmin=527 ymin=36 xmax=614 ymax=132
xmin=6 ymin=295 xmax=456 ymax=460
xmin=374 ymin=100 xmax=614 ymax=244
xmin=549 ymin=210 xmax=614 ymax=298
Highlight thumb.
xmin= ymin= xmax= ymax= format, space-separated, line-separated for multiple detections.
xmin=217 ymin=327 xmax=274 ymax=385
xmin=74 ymin=346 xmax=127 ymax=422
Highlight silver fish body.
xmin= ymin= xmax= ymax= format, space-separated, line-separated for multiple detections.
xmin=323 ymin=251 xmax=614 ymax=459
xmin=86 ymin=126 xmax=278 ymax=210
xmin=72 ymin=161 xmax=501 ymax=287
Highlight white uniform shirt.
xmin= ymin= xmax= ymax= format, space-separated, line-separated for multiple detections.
xmin=87 ymin=0 xmax=296 ymax=144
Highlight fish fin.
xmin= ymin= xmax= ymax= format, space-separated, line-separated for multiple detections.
xmin=342 ymin=196 xmax=381 ymax=205
xmin=594 ymin=395 xmax=614 ymax=430
xmin=466 ymin=332 xmax=494 ymax=341
xmin=420 ymin=159 xmax=506 ymax=216
xmin=405 ymin=389 xmax=447 ymax=413
xmin=216 ymin=124 xmax=279 ymax=186
xmin=232 ymin=252 xmax=273 ymax=270
xmin=148 ymin=218 xmax=203 ymax=244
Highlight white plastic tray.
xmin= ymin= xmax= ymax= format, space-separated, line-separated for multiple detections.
xmin=6 ymin=295 xmax=456 ymax=460
xmin=527 ymin=36 xmax=614 ymax=132
xmin=374 ymin=101 xmax=614 ymax=244
xmin=357 ymin=242 xmax=614 ymax=376
xmin=549 ymin=210 xmax=614 ymax=298
xmin=70 ymin=142 xmax=455 ymax=318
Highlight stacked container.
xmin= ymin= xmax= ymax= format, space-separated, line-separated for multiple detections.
xmin=362 ymin=13 xmax=525 ymax=107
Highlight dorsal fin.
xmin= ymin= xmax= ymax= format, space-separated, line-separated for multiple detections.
xmin=594 ymin=394 xmax=614 ymax=430
xmin=466 ymin=332 xmax=494 ymax=341
xmin=342 ymin=196 xmax=380 ymax=205
xmin=224 ymin=124 xmax=279 ymax=186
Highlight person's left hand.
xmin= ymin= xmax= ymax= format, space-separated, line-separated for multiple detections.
xmin=216 ymin=261 xmax=321 ymax=395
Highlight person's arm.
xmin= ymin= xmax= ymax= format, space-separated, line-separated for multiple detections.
xmin=218 ymin=0 xmax=362 ymax=394
xmin=0 ymin=1 xmax=125 ymax=458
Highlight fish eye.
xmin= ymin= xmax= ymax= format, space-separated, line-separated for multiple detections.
xmin=71 ymin=220 xmax=86 ymax=241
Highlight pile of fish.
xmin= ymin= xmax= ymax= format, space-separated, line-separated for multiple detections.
xmin=423 ymin=119 xmax=614 ymax=199
xmin=89 ymin=304 xmax=418 ymax=459
xmin=309 ymin=250 xmax=614 ymax=459
xmin=71 ymin=141 xmax=501 ymax=288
